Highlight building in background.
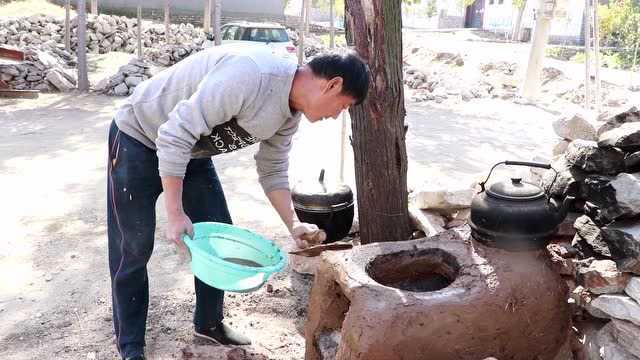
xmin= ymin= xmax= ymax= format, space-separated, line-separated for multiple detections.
xmin=482 ymin=0 xmax=585 ymax=44
xmin=401 ymin=0 xmax=586 ymax=45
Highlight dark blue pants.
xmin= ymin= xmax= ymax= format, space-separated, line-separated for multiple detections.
xmin=107 ymin=121 xmax=231 ymax=358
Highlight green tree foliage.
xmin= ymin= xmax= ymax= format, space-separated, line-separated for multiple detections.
xmin=426 ymin=0 xmax=437 ymax=18
xmin=512 ymin=0 xmax=526 ymax=9
xmin=598 ymin=0 xmax=640 ymax=68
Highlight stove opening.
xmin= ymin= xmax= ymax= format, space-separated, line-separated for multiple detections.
xmin=366 ymin=248 xmax=460 ymax=292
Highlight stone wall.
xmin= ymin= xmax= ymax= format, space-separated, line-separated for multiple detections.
xmin=543 ymin=106 xmax=640 ymax=359
xmin=0 ymin=14 xmax=206 ymax=92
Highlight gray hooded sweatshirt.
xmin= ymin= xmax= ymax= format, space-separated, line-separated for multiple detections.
xmin=114 ymin=44 xmax=301 ymax=193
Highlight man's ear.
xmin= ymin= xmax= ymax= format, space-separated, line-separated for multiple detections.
xmin=325 ymin=77 xmax=344 ymax=95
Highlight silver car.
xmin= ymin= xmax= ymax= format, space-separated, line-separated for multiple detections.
xmin=204 ymin=21 xmax=298 ymax=62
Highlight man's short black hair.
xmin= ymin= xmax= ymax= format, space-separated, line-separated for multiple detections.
xmin=307 ymin=52 xmax=370 ymax=105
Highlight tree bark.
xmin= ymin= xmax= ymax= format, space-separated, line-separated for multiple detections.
xmin=345 ymin=0 xmax=411 ymax=244
xmin=77 ymin=0 xmax=89 ymax=91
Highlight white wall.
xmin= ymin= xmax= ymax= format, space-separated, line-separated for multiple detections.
xmin=483 ymin=0 xmax=584 ymax=39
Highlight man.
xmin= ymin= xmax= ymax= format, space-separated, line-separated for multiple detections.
xmin=107 ymin=44 xmax=369 ymax=360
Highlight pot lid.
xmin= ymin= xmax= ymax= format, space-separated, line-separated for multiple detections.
xmin=292 ymin=169 xmax=353 ymax=208
xmin=486 ymin=178 xmax=545 ymax=201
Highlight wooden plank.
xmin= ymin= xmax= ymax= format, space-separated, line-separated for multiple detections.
xmin=0 ymin=47 xmax=25 ymax=61
xmin=0 ymin=89 xmax=40 ymax=99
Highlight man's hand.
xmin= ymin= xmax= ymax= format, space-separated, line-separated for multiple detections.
xmin=291 ymin=222 xmax=326 ymax=249
xmin=162 ymin=176 xmax=192 ymax=260
xmin=166 ymin=211 xmax=193 ymax=259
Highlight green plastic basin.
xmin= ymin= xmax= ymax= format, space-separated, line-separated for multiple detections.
xmin=183 ymin=222 xmax=287 ymax=293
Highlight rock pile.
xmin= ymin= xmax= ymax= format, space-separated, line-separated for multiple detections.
xmin=0 ymin=14 xmax=206 ymax=92
xmin=94 ymin=58 xmax=151 ymax=96
xmin=409 ymin=178 xmax=475 ymax=236
xmin=406 ymin=60 xmax=512 ymax=104
xmin=0 ymin=45 xmax=76 ymax=92
xmin=543 ymin=106 xmax=640 ymax=358
xmin=144 ymin=43 xmax=202 ymax=67
xmin=0 ymin=14 xmax=205 ymax=56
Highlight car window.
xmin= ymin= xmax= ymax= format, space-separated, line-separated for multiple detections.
xmin=242 ymin=28 xmax=289 ymax=43
xmin=223 ymin=26 xmax=239 ymax=41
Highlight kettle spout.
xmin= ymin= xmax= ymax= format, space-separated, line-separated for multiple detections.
xmin=550 ymin=196 xmax=576 ymax=224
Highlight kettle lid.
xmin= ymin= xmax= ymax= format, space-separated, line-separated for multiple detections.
xmin=486 ymin=178 xmax=545 ymax=201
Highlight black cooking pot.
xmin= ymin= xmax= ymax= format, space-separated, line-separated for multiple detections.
xmin=291 ymin=170 xmax=354 ymax=243
xmin=469 ymin=161 xmax=575 ymax=251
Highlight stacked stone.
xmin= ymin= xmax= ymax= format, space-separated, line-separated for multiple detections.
xmin=94 ymin=58 xmax=151 ymax=96
xmin=144 ymin=42 xmax=202 ymax=67
xmin=0 ymin=46 xmax=76 ymax=92
xmin=407 ymin=59 xmax=515 ymax=104
xmin=0 ymin=14 xmax=206 ymax=64
xmin=543 ymin=106 xmax=640 ymax=359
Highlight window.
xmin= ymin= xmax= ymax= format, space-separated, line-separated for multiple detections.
xmin=242 ymin=28 xmax=289 ymax=43
xmin=222 ymin=26 xmax=240 ymax=41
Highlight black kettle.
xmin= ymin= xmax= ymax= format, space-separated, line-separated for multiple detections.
xmin=469 ymin=161 xmax=575 ymax=251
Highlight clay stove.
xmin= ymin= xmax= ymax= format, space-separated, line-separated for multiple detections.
xmin=304 ymin=229 xmax=572 ymax=360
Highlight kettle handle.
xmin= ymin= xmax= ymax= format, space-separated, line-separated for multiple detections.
xmin=479 ymin=161 xmax=558 ymax=196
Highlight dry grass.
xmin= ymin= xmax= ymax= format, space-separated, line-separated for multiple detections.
xmin=0 ymin=0 xmax=74 ymax=18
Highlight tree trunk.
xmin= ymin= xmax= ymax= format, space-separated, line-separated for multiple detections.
xmin=522 ymin=0 xmax=552 ymax=100
xmin=511 ymin=2 xmax=526 ymax=41
xmin=345 ymin=0 xmax=411 ymax=244
xmin=164 ymin=0 xmax=171 ymax=43
xmin=77 ymin=0 xmax=89 ymax=91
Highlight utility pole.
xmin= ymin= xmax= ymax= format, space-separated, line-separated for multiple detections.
xmin=77 ymin=0 xmax=89 ymax=91
xmin=213 ymin=0 xmax=221 ymax=46
xmin=64 ymin=0 xmax=71 ymax=52
xmin=522 ymin=0 xmax=556 ymax=100
xmin=91 ymin=0 xmax=97 ymax=15
xmin=164 ymin=0 xmax=171 ymax=43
